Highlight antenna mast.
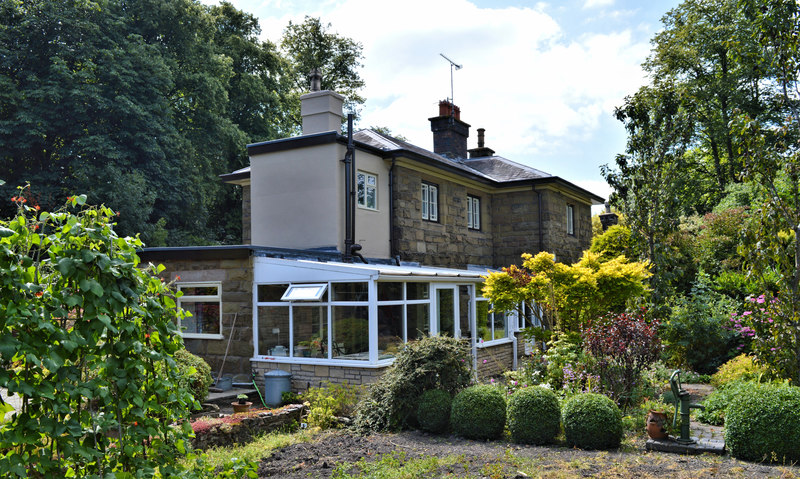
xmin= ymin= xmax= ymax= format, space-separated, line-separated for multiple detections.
xmin=440 ymin=53 xmax=462 ymax=108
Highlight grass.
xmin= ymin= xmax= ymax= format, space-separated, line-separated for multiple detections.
xmin=183 ymin=427 xmax=318 ymax=471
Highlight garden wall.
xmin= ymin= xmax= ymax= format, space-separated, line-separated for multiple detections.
xmin=476 ymin=341 xmax=514 ymax=379
xmin=191 ymin=404 xmax=307 ymax=450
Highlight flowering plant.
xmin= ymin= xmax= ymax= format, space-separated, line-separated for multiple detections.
xmin=730 ymin=294 xmax=794 ymax=381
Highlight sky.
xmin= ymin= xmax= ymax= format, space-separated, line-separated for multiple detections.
xmin=201 ymin=0 xmax=681 ymax=210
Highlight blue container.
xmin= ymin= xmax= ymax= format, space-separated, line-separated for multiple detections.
xmin=264 ymin=370 xmax=292 ymax=407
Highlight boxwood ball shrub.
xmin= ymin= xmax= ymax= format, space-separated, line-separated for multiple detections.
xmin=507 ymin=386 xmax=561 ymax=445
xmin=450 ymin=384 xmax=506 ymax=440
xmin=173 ymin=348 xmax=213 ymax=403
xmin=562 ymin=393 xmax=623 ymax=450
xmin=416 ymin=389 xmax=452 ymax=434
xmin=725 ymin=384 xmax=800 ymax=463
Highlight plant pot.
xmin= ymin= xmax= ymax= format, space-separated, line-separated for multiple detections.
xmin=232 ymin=401 xmax=252 ymax=414
xmin=646 ymin=410 xmax=668 ymax=439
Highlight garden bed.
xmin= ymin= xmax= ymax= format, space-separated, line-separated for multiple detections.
xmin=256 ymin=429 xmax=800 ymax=478
xmin=191 ymin=403 xmax=307 ymax=450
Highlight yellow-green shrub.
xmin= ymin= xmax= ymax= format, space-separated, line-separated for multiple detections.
xmin=711 ymin=354 xmax=768 ymax=387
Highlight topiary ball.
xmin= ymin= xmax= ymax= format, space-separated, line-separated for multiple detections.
xmin=416 ymin=389 xmax=452 ymax=434
xmin=450 ymin=384 xmax=506 ymax=440
xmin=725 ymin=383 xmax=800 ymax=463
xmin=507 ymin=386 xmax=561 ymax=445
xmin=562 ymin=393 xmax=622 ymax=450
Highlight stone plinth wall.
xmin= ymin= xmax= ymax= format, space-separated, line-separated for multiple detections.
xmin=190 ymin=404 xmax=306 ymax=450
xmin=156 ymin=257 xmax=254 ymax=377
xmin=476 ymin=341 xmax=514 ymax=379
xmin=251 ymin=361 xmax=387 ymax=392
xmin=393 ymin=165 xmax=494 ymax=268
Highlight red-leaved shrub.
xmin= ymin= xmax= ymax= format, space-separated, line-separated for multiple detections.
xmin=583 ymin=310 xmax=661 ymax=406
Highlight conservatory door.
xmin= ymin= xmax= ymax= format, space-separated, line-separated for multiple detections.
xmin=433 ymin=285 xmax=458 ymax=338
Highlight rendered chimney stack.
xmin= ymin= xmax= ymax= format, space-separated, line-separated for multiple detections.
xmin=300 ymin=68 xmax=344 ymax=135
xmin=468 ymin=127 xmax=495 ymax=158
xmin=429 ymin=100 xmax=470 ymax=159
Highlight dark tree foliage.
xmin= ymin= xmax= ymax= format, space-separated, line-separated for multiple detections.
xmin=280 ymin=16 xmax=366 ymax=132
xmin=0 ymin=1 xmax=365 ymax=246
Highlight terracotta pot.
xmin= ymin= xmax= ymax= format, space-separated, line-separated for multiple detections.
xmin=646 ymin=410 xmax=668 ymax=439
xmin=232 ymin=401 xmax=252 ymax=414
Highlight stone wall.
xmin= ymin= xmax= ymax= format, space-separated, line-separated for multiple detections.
xmin=251 ymin=361 xmax=388 ymax=392
xmin=157 ymin=257 xmax=254 ymax=377
xmin=539 ymin=189 xmax=592 ymax=264
xmin=393 ymin=165 xmax=494 ymax=268
xmin=476 ymin=342 xmax=514 ymax=380
xmin=491 ymin=189 xmax=540 ymax=267
xmin=190 ymin=404 xmax=306 ymax=450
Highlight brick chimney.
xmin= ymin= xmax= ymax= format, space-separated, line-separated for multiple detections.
xmin=429 ymin=100 xmax=470 ymax=159
xmin=300 ymin=69 xmax=344 ymax=135
xmin=468 ymin=128 xmax=495 ymax=158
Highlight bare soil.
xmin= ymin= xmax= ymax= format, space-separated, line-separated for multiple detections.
xmin=257 ymin=429 xmax=800 ymax=478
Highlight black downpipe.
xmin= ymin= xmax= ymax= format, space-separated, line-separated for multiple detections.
xmin=343 ymin=114 xmax=355 ymax=262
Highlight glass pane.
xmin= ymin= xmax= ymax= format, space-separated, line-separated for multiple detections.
xmin=459 ymin=285 xmax=471 ymax=340
xmin=332 ymin=306 xmax=369 ymax=360
xmin=367 ymin=174 xmax=376 ymax=186
xmin=332 ymin=282 xmax=368 ymax=302
xmin=494 ymin=310 xmax=507 ymax=340
xmin=366 ymin=187 xmax=376 ymax=209
xmin=406 ymin=303 xmax=429 ymax=340
xmin=421 ymin=185 xmax=428 ymax=219
xmin=258 ymin=306 xmax=290 ymax=356
xmin=406 ymin=282 xmax=429 ymax=300
xmin=378 ymin=282 xmax=403 ymax=301
xmin=181 ymin=301 xmax=220 ymax=335
xmin=258 ymin=284 xmax=289 ymax=302
xmin=282 ymin=284 xmax=327 ymax=301
xmin=357 ymin=173 xmax=365 ymax=206
xmin=293 ymin=306 xmax=327 ymax=359
xmin=180 ymin=286 xmax=217 ymax=296
xmin=436 ymin=288 xmax=455 ymax=337
xmin=378 ymin=305 xmax=404 ymax=358
xmin=476 ymin=300 xmax=492 ymax=342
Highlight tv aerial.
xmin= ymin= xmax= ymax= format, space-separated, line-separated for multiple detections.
xmin=440 ymin=53 xmax=462 ymax=107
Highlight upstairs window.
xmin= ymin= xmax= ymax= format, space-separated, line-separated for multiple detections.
xmin=566 ymin=204 xmax=575 ymax=236
xmin=357 ymin=171 xmax=377 ymax=210
xmin=467 ymin=195 xmax=481 ymax=230
xmin=178 ymin=282 xmax=222 ymax=339
xmin=421 ymin=182 xmax=438 ymax=221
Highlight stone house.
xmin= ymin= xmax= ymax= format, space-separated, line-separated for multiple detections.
xmin=139 ymin=83 xmax=602 ymax=391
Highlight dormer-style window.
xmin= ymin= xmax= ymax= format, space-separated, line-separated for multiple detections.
xmin=357 ymin=171 xmax=377 ymax=210
xmin=566 ymin=204 xmax=575 ymax=236
xmin=421 ymin=182 xmax=438 ymax=221
xmin=467 ymin=195 xmax=480 ymax=230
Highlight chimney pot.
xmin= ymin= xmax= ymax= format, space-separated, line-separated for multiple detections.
xmin=477 ymin=128 xmax=485 ymax=148
xmin=309 ymin=68 xmax=322 ymax=92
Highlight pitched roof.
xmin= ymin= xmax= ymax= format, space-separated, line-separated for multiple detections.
xmin=223 ymin=128 xmax=604 ymax=203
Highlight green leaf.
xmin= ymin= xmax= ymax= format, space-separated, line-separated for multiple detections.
xmin=0 ymin=227 xmax=14 ymax=238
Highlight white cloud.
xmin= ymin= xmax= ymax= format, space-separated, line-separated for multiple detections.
xmin=583 ymin=0 xmax=615 ymax=8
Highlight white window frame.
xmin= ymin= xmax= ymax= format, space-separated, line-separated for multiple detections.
xmin=177 ymin=282 xmax=223 ymax=340
xmin=566 ymin=204 xmax=575 ymax=235
xmin=357 ymin=171 xmax=378 ymax=210
xmin=475 ymin=297 xmax=511 ymax=346
xmin=421 ymin=182 xmax=438 ymax=221
xmin=467 ymin=195 xmax=480 ymax=230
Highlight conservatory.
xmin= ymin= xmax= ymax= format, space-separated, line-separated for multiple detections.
xmin=251 ymin=257 xmax=518 ymax=377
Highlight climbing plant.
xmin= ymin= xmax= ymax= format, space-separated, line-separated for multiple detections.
xmin=0 ymin=189 xmax=198 ymax=477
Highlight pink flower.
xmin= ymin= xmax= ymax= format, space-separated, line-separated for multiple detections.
xmin=482 ymin=359 xmax=488 ymax=364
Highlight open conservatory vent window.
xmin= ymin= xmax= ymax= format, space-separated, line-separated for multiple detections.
xmin=281 ymin=283 xmax=328 ymax=301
